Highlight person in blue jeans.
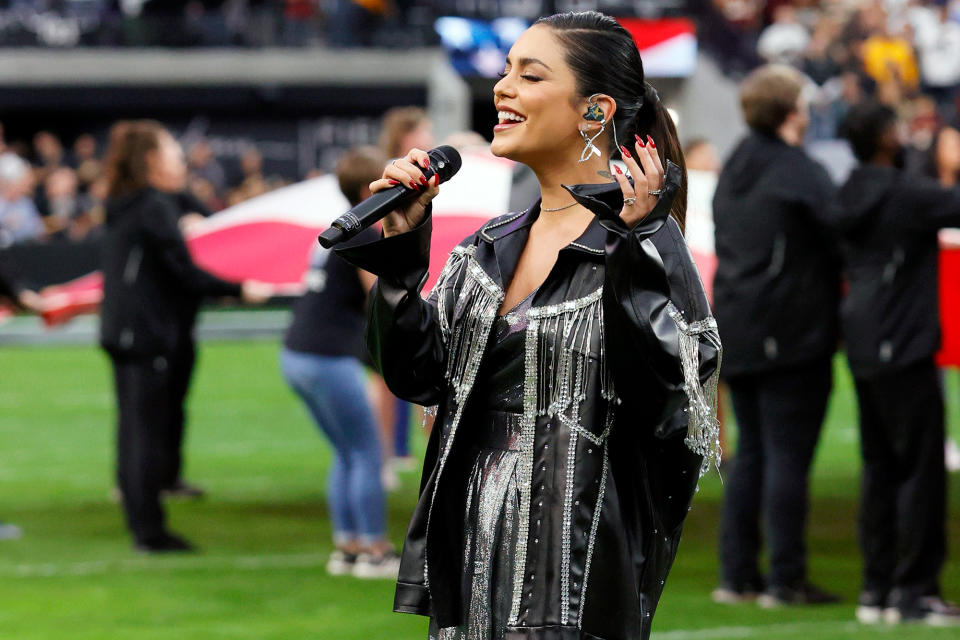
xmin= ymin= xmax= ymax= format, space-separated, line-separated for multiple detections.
xmin=281 ymin=146 xmax=399 ymax=579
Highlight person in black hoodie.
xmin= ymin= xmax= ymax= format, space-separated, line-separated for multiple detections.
xmin=837 ymin=101 xmax=960 ymax=626
xmin=100 ymin=120 xmax=271 ymax=552
xmin=712 ymin=65 xmax=841 ymax=606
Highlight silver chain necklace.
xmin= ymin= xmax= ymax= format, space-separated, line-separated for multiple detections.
xmin=541 ymin=201 xmax=578 ymax=212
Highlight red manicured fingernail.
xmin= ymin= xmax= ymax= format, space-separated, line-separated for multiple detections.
xmin=620 ymin=145 xmax=631 ymax=159
xmin=387 ymin=179 xmax=400 ymax=185
xmin=421 ymin=157 xmax=430 ymax=169
xmin=419 ymin=176 xmax=429 ymax=186
xmin=409 ymin=181 xmax=418 ymax=189
xmin=635 ymin=134 xmax=645 ymax=147
xmin=647 ymin=135 xmax=655 ymax=148
xmin=615 ymin=165 xmax=623 ymax=175
xmin=433 ymin=174 xmax=440 ymax=186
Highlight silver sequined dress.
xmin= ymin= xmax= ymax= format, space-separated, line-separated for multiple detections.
xmin=428 ymin=291 xmax=536 ymax=640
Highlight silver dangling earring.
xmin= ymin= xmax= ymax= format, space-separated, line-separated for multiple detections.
xmin=579 ymin=94 xmax=606 ymax=163
xmin=579 ymin=125 xmax=604 ymax=163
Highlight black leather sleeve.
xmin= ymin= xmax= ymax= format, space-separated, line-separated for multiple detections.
xmin=566 ymin=162 xmax=722 ymax=433
xmin=334 ymin=210 xmax=451 ymax=405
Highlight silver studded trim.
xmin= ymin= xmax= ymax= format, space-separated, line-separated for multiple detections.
xmin=527 ymin=286 xmax=603 ymax=321
xmin=665 ymin=301 xmax=723 ymax=477
xmin=479 ymin=211 xmax=525 ymax=242
xmin=578 ymin=437 xmax=610 ymax=629
xmin=423 ymin=245 xmax=476 ymax=426
xmin=510 ymin=286 xmax=607 ymax=626
xmin=569 ymin=421 xmax=610 ymax=447
xmin=423 ymin=249 xmax=504 ymax=588
xmin=560 ymin=428 xmax=578 ymax=623
xmin=568 ymin=241 xmax=604 ymax=255
xmin=430 ymin=245 xmax=475 ymax=346
xmin=510 ymin=314 xmax=540 ymax=625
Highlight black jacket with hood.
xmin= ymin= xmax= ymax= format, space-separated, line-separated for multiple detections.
xmin=712 ymin=132 xmax=841 ymax=377
xmin=835 ymin=165 xmax=960 ymax=377
xmin=100 ymin=187 xmax=241 ymax=357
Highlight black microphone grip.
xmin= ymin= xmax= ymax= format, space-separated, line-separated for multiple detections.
xmin=318 ymin=145 xmax=461 ymax=249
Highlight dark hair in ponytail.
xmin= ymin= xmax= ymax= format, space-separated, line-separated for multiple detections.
xmin=535 ymin=11 xmax=687 ymax=232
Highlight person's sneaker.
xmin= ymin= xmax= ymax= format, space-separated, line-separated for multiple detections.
xmin=161 ymin=481 xmax=207 ymax=501
xmin=757 ymin=582 xmax=841 ymax=608
xmin=855 ymin=590 xmax=888 ymax=624
xmin=134 ymin=532 xmax=196 ymax=554
xmin=711 ymin=580 xmax=764 ymax=604
xmin=886 ymin=595 xmax=960 ymax=626
xmin=946 ymin=438 xmax=960 ymax=473
xmin=0 ymin=522 xmax=22 ymax=541
xmin=352 ymin=550 xmax=401 ymax=579
xmin=391 ymin=456 xmax=418 ymax=473
xmin=381 ymin=466 xmax=401 ymax=493
xmin=326 ymin=550 xmax=358 ymax=576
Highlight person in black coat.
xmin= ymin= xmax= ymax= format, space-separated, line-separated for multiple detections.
xmin=0 ymin=264 xmax=41 ymax=542
xmin=100 ymin=120 xmax=271 ymax=552
xmin=836 ymin=101 xmax=960 ymax=626
xmin=712 ymin=65 xmax=841 ymax=606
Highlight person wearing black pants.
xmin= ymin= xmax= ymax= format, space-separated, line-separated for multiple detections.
xmin=712 ymin=65 xmax=842 ymax=606
xmin=720 ymin=359 xmax=833 ymax=597
xmin=159 ymin=190 xmax=215 ymax=498
xmin=836 ymin=101 xmax=960 ymax=626
xmin=100 ymin=120 xmax=269 ymax=552
xmin=156 ymin=338 xmax=196 ymax=494
xmin=0 ymin=265 xmax=41 ymax=541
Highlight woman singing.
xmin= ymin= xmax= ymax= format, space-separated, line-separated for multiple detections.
xmin=337 ymin=12 xmax=721 ymax=640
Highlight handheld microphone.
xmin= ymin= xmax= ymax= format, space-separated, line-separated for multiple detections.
xmin=318 ymin=145 xmax=462 ymax=248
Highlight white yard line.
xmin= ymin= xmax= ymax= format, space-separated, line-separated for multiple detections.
xmin=3 ymin=552 xmax=330 ymax=578
xmin=654 ymin=620 xmax=887 ymax=639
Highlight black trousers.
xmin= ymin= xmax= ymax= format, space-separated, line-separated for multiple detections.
xmin=853 ymin=358 xmax=946 ymax=602
xmin=163 ymin=340 xmax=196 ymax=488
xmin=110 ymin=343 xmax=195 ymax=543
xmin=719 ymin=359 xmax=833 ymax=589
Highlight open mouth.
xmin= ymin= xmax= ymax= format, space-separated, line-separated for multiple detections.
xmin=495 ymin=108 xmax=526 ymax=130
xmin=497 ymin=110 xmax=527 ymax=124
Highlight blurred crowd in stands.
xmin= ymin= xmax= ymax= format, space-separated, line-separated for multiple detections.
xmin=703 ymin=0 xmax=960 ymax=153
xmin=0 ymin=125 xmax=293 ymax=247
xmin=0 ymin=0 xmax=404 ymax=48
xmin=0 ymin=0 xmax=686 ymax=48
xmin=0 ymin=106 xmax=437 ymax=249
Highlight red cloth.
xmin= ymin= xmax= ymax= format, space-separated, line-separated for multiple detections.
xmin=938 ymin=248 xmax=960 ymax=366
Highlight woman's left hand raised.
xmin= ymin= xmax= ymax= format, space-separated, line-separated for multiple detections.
xmin=612 ymin=135 xmax=664 ymax=228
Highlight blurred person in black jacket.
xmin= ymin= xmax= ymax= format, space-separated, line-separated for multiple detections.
xmin=837 ymin=101 xmax=960 ymax=626
xmin=100 ymin=120 xmax=271 ymax=553
xmin=0 ymin=263 xmax=41 ymax=542
xmin=712 ymin=65 xmax=842 ymax=607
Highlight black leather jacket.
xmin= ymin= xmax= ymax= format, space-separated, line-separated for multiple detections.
xmin=337 ymin=163 xmax=721 ymax=640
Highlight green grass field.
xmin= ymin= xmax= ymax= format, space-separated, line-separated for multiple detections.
xmin=1 ymin=340 xmax=959 ymax=639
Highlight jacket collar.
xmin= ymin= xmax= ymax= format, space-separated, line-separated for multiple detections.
xmin=475 ymin=160 xmax=681 ymax=288
xmin=478 ymin=196 xmax=605 ymax=291
xmin=479 ymin=197 xmax=606 ymax=256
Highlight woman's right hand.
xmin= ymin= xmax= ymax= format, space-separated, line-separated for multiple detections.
xmin=369 ymin=148 xmax=441 ymax=237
